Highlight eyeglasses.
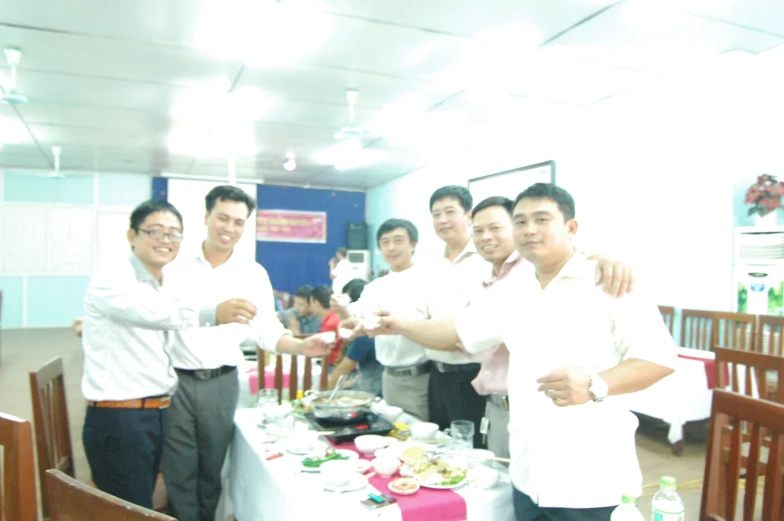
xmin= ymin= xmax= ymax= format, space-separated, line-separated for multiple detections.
xmin=138 ymin=228 xmax=184 ymax=243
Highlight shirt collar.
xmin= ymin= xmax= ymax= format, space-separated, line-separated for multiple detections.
xmin=441 ymin=240 xmax=477 ymax=266
xmin=194 ymin=242 xmax=238 ymax=268
xmin=129 ymin=253 xmax=159 ymax=286
xmin=483 ymin=250 xmax=522 ymax=287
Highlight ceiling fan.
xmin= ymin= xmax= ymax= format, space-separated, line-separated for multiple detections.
xmin=49 ymin=146 xmax=64 ymax=178
xmin=1 ymin=48 xmax=29 ymax=105
xmin=334 ymin=88 xmax=373 ymax=140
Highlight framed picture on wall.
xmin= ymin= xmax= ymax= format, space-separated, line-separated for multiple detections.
xmin=468 ymin=160 xmax=556 ymax=204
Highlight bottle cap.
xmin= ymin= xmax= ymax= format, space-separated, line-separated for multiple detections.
xmin=660 ymin=476 xmax=677 ymax=489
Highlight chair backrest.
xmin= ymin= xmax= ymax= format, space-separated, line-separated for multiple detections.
xmin=713 ymin=312 xmax=757 ymax=351
xmin=257 ymin=335 xmax=329 ymax=403
xmin=45 ymin=469 xmax=176 ymax=521
xmin=680 ymin=309 xmax=714 ymax=350
xmin=715 ymin=347 xmax=784 ymax=402
xmin=658 ymin=305 xmax=675 ymax=336
xmin=0 ymin=290 xmax=3 ymax=361
xmin=701 ymin=390 xmax=784 ymax=521
xmin=29 ymin=356 xmax=74 ymax=518
xmin=0 ymin=413 xmax=37 ymax=521
xmin=757 ymin=314 xmax=784 ymax=356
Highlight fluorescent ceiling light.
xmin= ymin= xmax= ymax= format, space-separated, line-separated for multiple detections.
xmin=196 ymin=0 xmax=333 ymax=66
xmin=315 ymin=138 xmax=387 ymax=170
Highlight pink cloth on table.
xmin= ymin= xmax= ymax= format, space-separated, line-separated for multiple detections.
xmin=330 ymin=440 xmax=467 ymax=521
xmin=264 ymin=368 xmax=290 ymax=391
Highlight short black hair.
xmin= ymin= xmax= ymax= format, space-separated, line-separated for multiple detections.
xmin=129 ymin=200 xmax=183 ymax=232
xmin=341 ymin=278 xmax=367 ymax=303
xmin=514 ymin=183 xmax=575 ymax=221
xmin=472 ymin=196 xmax=513 ymax=218
xmin=429 ymin=185 xmax=472 ymax=213
xmin=294 ymin=285 xmax=314 ymax=299
xmin=376 ymin=218 xmax=418 ymax=245
xmin=205 ymin=185 xmax=257 ymax=218
xmin=336 ymin=247 xmax=348 ymax=257
xmin=310 ymin=285 xmax=333 ymax=309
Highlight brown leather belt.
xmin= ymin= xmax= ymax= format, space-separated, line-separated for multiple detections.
xmin=87 ymin=396 xmax=172 ymax=409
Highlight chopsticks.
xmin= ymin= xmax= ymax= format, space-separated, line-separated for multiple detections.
xmin=439 ymin=448 xmax=511 ymax=464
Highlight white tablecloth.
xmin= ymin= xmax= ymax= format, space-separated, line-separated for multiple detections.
xmin=226 ymin=408 xmax=515 ymax=521
xmin=624 ymin=347 xmax=714 ymax=444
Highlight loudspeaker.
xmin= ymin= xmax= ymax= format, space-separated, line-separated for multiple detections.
xmin=347 ymin=221 xmax=368 ymax=250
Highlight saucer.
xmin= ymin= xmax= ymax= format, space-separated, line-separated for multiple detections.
xmin=323 ymin=473 xmax=369 ymax=493
xmin=286 ymin=440 xmax=327 ymax=455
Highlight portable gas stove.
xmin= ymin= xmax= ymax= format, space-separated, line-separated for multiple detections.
xmin=304 ymin=412 xmax=394 ymax=444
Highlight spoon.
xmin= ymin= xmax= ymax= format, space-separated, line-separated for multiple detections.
xmin=327 ymin=374 xmax=347 ymax=405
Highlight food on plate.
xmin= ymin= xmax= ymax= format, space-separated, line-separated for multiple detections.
xmin=401 ymin=446 xmax=426 ymax=462
xmin=389 ymin=477 xmax=419 ymax=495
xmin=290 ymin=399 xmax=311 ymax=417
xmin=301 ymin=449 xmax=349 ymax=468
xmin=401 ymin=456 xmax=467 ymax=487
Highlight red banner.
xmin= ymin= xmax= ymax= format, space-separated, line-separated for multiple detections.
xmin=256 ymin=209 xmax=327 ymax=243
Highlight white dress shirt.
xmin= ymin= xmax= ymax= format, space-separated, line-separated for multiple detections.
xmin=425 ymin=241 xmax=486 ymax=364
xmin=165 ymin=249 xmax=291 ymax=370
xmin=331 ymin=258 xmax=355 ymax=294
xmin=81 ymin=254 xmax=215 ymax=401
xmin=348 ymin=265 xmax=431 ymax=368
xmin=456 ymin=252 xmax=677 ymax=509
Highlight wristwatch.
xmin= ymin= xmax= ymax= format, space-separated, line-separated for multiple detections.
xmin=589 ymin=373 xmax=609 ymax=402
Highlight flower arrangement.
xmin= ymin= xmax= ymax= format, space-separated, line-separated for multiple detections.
xmin=746 ymin=174 xmax=784 ymax=217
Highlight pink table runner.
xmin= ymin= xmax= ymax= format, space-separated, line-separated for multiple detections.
xmin=330 ymin=439 xmax=468 ymax=521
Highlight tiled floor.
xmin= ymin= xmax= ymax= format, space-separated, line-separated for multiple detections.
xmin=1 ymin=328 xmax=710 ymax=520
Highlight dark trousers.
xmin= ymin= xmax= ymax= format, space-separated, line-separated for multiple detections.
xmin=83 ymin=406 xmax=167 ymax=509
xmin=513 ymin=488 xmax=616 ymax=521
xmin=428 ymin=365 xmax=487 ymax=449
xmin=161 ymin=368 xmax=238 ymax=521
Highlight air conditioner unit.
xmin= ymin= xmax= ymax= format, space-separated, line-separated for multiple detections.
xmin=346 ymin=249 xmax=370 ymax=281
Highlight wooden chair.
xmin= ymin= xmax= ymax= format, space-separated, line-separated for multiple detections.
xmin=680 ymin=309 xmax=714 ymax=350
xmin=715 ymin=347 xmax=784 ymax=403
xmin=0 ymin=290 xmax=3 ymax=363
xmin=658 ymin=305 xmax=675 ymax=336
xmin=701 ymin=390 xmax=784 ymax=521
xmin=713 ymin=312 xmax=757 ymax=351
xmin=757 ymin=314 xmax=784 ymax=356
xmin=0 ymin=413 xmax=37 ymax=521
xmin=29 ymin=356 xmax=75 ymax=518
xmin=45 ymin=469 xmax=176 ymax=521
xmin=257 ymin=335 xmax=329 ymax=403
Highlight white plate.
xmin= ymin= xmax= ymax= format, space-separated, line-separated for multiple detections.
xmin=419 ymin=477 xmax=468 ymax=490
xmin=299 ymin=449 xmax=359 ymax=472
xmin=323 ymin=473 xmax=369 ymax=493
xmin=286 ymin=440 xmax=327 ymax=455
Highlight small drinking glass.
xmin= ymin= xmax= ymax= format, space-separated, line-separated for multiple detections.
xmin=257 ymin=389 xmax=279 ymax=423
xmin=445 ymin=420 xmax=475 ymax=452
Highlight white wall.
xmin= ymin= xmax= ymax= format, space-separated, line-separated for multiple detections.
xmin=367 ymin=48 xmax=784 ymax=312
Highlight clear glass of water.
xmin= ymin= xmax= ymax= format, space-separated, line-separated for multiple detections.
xmin=257 ymin=388 xmax=279 ymax=424
xmin=445 ymin=420 xmax=475 ymax=451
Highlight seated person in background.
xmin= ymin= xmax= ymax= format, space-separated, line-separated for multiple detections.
xmin=72 ymin=317 xmax=83 ymax=337
xmin=311 ymin=285 xmax=344 ymax=366
xmin=277 ymin=285 xmax=321 ymax=335
xmin=330 ymin=246 xmax=354 ymax=294
xmin=327 ymin=279 xmax=383 ymax=397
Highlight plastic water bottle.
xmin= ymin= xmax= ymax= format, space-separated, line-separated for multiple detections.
xmin=652 ymin=476 xmax=685 ymax=521
xmin=610 ymin=494 xmax=644 ymax=521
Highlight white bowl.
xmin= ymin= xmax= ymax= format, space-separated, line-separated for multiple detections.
xmin=338 ymin=327 xmax=354 ymax=339
xmin=336 ymin=294 xmax=351 ymax=307
xmin=388 ymin=477 xmax=420 ymax=496
xmin=468 ymin=466 xmax=499 ymax=489
xmin=409 ymin=422 xmax=439 ymax=440
xmin=354 ymin=434 xmax=391 ymax=456
xmin=371 ymin=457 xmax=400 ymax=478
xmin=319 ymin=331 xmax=336 ymax=344
xmin=374 ymin=447 xmax=399 ymax=460
xmin=363 ymin=316 xmax=381 ymax=330
xmin=378 ymin=405 xmax=403 ymax=423
xmin=289 ymin=430 xmax=319 ymax=452
xmin=320 ymin=460 xmax=356 ymax=488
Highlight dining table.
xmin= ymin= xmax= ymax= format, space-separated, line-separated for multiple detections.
xmin=225 ymin=408 xmax=515 ymax=521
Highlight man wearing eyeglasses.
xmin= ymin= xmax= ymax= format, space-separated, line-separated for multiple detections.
xmin=82 ymin=199 xmax=258 ymax=510
xmin=160 ymin=186 xmax=333 ymax=521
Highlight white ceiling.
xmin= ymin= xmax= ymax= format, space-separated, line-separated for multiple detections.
xmin=0 ymin=0 xmax=782 ymax=189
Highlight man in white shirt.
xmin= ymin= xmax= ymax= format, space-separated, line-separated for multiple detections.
xmin=334 ymin=218 xmax=432 ymax=420
xmin=161 ymin=186 xmax=332 ymax=521
xmin=377 ymin=184 xmax=676 ymax=521
xmin=82 ymin=199 xmax=258 ymax=509
xmin=330 ymin=247 xmax=354 ymax=294
xmin=426 ymin=185 xmax=488 ymax=447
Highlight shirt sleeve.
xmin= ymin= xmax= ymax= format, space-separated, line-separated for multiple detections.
xmin=87 ymin=267 xmax=213 ymax=330
xmin=455 ymin=302 xmax=504 ymax=354
xmin=610 ymin=294 xmax=678 ymax=369
xmin=248 ymin=266 xmax=292 ymax=353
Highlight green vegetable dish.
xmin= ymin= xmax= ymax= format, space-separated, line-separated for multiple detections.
xmin=301 ymin=450 xmax=349 ymax=468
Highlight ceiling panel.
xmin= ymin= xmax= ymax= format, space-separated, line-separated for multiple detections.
xmin=544 ymin=4 xmax=784 ymax=73
xmin=18 ymin=104 xmax=170 ymax=132
xmin=684 ymin=0 xmax=784 ymax=37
